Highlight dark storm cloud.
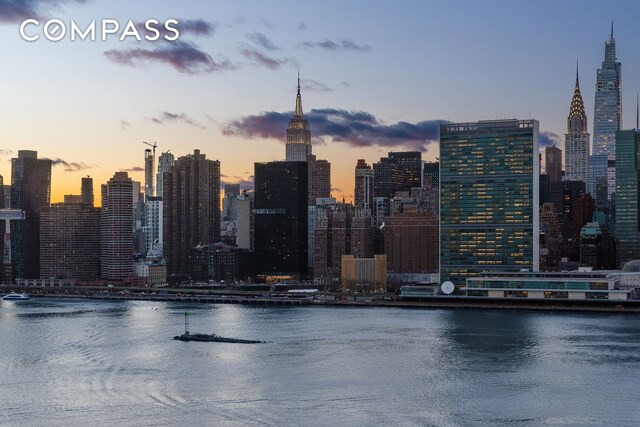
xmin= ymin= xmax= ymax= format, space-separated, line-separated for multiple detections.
xmin=223 ymin=108 xmax=447 ymax=151
xmin=104 ymin=41 xmax=233 ymax=74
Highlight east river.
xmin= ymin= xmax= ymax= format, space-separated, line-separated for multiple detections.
xmin=1 ymin=298 xmax=640 ymax=426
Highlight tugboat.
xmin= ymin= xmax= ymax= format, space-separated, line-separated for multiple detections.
xmin=173 ymin=312 xmax=263 ymax=344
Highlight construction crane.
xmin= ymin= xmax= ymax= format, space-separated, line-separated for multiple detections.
xmin=143 ymin=141 xmax=157 ymax=159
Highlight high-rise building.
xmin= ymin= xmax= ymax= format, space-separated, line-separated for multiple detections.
xmin=285 ymin=75 xmax=312 ymax=162
xmin=223 ymin=184 xmax=241 ymax=221
xmin=81 ymin=176 xmax=94 ymax=206
xmin=254 ymin=161 xmax=308 ymax=279
xmin=100 ymin=172 xmax=133 ymax=281
xmin=236 ymin=191 xmax=254 ymax=251
xmin=389 ymin=151 xmax=422 ymax=191
xmin=591 ymin=24 xmax=622 ymax=208
xmin=354 ymin=159 xmax=374 ymax=210
xmin=440 ymin=120 xmax=539 ymax=287
xmin=564 ymin=69 xmax=589 ymax=184
xmin=313 ymin=202 xmax=353 ymax=284
xmin=307 ymin=154 xmax=331 ymax=205
xmin=143 ymin=196 xmax=163 ymax=257
xmin=545 ymin=145 xmax=562 ymax=183
xmin=422 ymin=161 xmax=439 ymax=188
xmin=156 ymin=151 xmax=175 ymax=198
xmin=373 ymin=157 xmax=400 ymax=199
xmin=10 ymin=150 xmax=51 ymax=280
xmin=144 ymin=148 xmax=154 ymax=199
xmin=383 ymin=208 xmax=438 ymax=274
xmin=163 ymin=150 xmax=221 ymax=277
xmin=40 ymin=203 xmax=101 ymax=280
xmin=615 ymin=129 xmax=640 ymax=265
xmin=593 ymin=23 xmax=622 ymax=156
xmin=351 ymin=207 xmax=375 ymax=259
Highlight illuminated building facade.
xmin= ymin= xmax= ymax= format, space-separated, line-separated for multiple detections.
xmin=440 ymin=119 xmax=539 ymax=287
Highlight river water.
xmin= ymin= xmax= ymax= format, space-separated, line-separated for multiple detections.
xmin=1 ymin=298 xmax=639 ymax=426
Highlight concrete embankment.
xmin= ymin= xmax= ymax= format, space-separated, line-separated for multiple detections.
xmin=3 ymin=285 xmax=640 ymax=313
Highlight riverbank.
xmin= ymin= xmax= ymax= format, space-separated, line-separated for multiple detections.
xmin=3 ymin=285 xmax=640 ymax=313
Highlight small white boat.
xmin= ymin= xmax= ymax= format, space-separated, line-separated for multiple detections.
xmin=3 ymin=292 xmax=29 ymax=301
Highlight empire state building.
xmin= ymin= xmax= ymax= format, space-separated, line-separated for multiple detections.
xmin=286 ymin=75 xmax=312 ymax=161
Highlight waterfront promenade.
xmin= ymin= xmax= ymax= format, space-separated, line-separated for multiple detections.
xmin=3 ymin=285 xmax=640 ymax=313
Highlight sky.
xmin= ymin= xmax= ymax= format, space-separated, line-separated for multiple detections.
xmin=0 ymin=0 xmax=639 ymax=204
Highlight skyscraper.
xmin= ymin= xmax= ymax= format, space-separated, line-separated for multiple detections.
xmin=590 ymin=24 xmax=622 ymax=208
xmin=101 ymin=172 xmax=133 ymax=281
xmin=285 ymin=74 xmax=312 ymax=162
xmin=163 ymin=150 xmax=221 ymax=277
xmin=545 ymin=145 xmax=562 ymax=183
xmin=81 ymin=176 xmax=94 ymax=206
xmin=307 ymin=154 xmax=331 ymax=205
xmin=354 ymin=159 xmax=374 ymax=210
xmin=156 ymin=151 xmax=175 ymax=198
xmin=144 ymin=148 xmax=154 ymax=199
xmin=389 ymin=151 xmax=422 ymax=191
xmin=223 ymin=184 xmax=241 ymax=221
xmin=10 ymin=150 xmax=51 ymax=280
xmin=40 ymin=202 xmax=101 ymax=280
xmin=615 ymin=129 xmax=640 ymax=265
xmin=254 ymin=161 xmax=308 ymax=279
xmin=593 ymin=23 xmax=622 ymax=156
xmin=440 ymin=120 xmax=539 ymax=287
xmin=564 ymin=68 xmax=589 ymax=184
xmin=143 ymin=196 xmax=163 ymax=257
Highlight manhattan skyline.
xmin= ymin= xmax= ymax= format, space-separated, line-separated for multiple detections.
xmin=0 ymin=0 xmax=639 ymax=204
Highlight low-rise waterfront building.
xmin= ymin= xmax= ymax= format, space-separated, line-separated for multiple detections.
xmin=463 ymin=270 xmax=631 ymax=300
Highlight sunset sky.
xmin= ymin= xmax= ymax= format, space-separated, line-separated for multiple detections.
xmin=0 ymin=0 xmax=639 ymax=204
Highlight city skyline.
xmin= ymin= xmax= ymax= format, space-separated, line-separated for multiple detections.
xmin=0 ymin=1 xmax=639 ymax=204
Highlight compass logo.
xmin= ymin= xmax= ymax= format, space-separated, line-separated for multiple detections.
xmin=19 ymin=19 xmax=180 ymax=42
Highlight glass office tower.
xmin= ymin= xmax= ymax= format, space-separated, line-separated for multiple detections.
xmin=615 ymin=130 xmax=640 ymax=266
xmin=440 ymin=120 xmax=539 ymax=288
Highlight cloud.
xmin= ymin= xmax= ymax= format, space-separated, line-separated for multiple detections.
xmin=0 ymin=149 xmax=13 ymax=156
xmin=150 ymin=111 xmax=205 ymax=129
xmin=223 ymin=108 xmax=447 ymax=151
xmin=45 ymin=157 xmax=93 ymax=172
xmin=120 ymin=166 xmax=145 ymax=172
xmin=539 ymin=131 xmax=561 ymax=149
xmin=301 ymin=79 xmax=332 ymax=93
xmin=104 ymin=40 xmax=233 ymax=74
xmin=135 ymin=19 xmax=216 ymax=39
xmin=246 ymin=31 xmax=279 ymax=50
xmin=301 ymin=38 xmax=371 ymax=52
xmin=0 ymin=0 xmax=87 ymax=23
xmin=296 ymin=23 xmax=307 ymax=31
xmin=239 ymin=46 xmax=290 ymax=69
xmin=120 ymin=120 xmax=131 ymax=130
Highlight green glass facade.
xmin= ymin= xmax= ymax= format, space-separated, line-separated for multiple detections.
xmin=440 ymin=120 xmax=539 ymax=287
xmin=615 ymin=130 xmax=640 ymax=265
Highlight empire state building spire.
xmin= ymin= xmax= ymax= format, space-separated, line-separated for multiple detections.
xmin=295 ymin=69 xmax=304 ymax=117
xmin=286 ymin=72 xmax=312 ymax=161
xmin=565 ymin=63 xmax=590 ymax=184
